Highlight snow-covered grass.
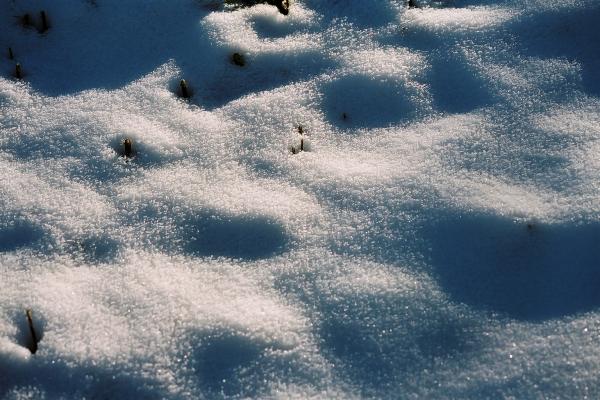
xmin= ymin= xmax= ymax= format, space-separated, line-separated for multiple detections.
xmin=1 ymin=0 xmax=599 ymax=398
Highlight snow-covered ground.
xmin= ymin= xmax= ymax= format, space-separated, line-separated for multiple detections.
xmin=1 ymin=0 xmax=599 ymax=398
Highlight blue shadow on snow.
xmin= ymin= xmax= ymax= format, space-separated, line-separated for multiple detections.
xmin=424 ymin=211 xmax=600 ymax=320
xmin=180 ymin=212 xmax=289 ymax=260
xmin=5 ymin=2 xmax=336 ymax=109
xmin=427 ymin=52 xmax=495 ymax=114
xmin=187 ymin=332 xmax=265 ymax=398
xmin=321 ymin=75 xmax=422 ymax=130
xmin=304 ymin=0 xmax=400 ymax=29
xmin=507 ymin=4 xmax=600 ymax=97
xmin=274 ymin=271 xmax=481 ymax=395
xmin=197 ymin=49 xmax=335 ymax=109
xmin=0 ymin=219 xmax=45 ymax=252
xmin=0 ymin=352 xmax=167 ymax=399
xmin=66 ymin=235 xmax=122 ymax=264
xmin=178 ymin=327 xmax=319 ymax=398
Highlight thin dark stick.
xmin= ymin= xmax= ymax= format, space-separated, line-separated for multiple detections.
xmin=268 ymin=0 xmax=289 ymax=15
xmin=40 ymin=11 xmax=49 ymax=32
xmin=25 ymin=309 xmax=39 ymax=354
xmin=232 ymin=53 xmax=245 ymax=66
xmin=21 ymin=14 xmax=31 ymax=27
xmin=180 ymin=79 xmax=189 ymax=98
xmin=123 ymin=138 xmax=133 ymax=158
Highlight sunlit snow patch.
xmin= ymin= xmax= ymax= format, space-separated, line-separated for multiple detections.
xmin=402 ymin=6 xmax=516 ymax=33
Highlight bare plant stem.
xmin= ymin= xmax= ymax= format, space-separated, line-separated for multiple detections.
xmin=25 ymin=309 xmax=39 ymax=354
xmin=40 ymin=11 xmax=49 ymax=32
xmin=180 ymin=79 xmax=190 ymax=98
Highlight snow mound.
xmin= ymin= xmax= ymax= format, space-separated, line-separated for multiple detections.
xmin=1 ymin=0 xmax=600 ymax=398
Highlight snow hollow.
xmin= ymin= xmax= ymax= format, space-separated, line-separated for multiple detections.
xmin=1 ymin=0 xmax=600 ymax=398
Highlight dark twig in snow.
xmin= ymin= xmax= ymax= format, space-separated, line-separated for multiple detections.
xmin=40 ymin=11 xmax=49 ymax=33
xmin=15 ymin=63 xmax=22 ymax=79
xmin=20 ymin=14 xmax=32 ymax=28
xmin=291 ymin=125 xmax=307 ymax=154
xmin=267 ymin=0 xmax=290 ymax=15
xmin=232 ymin=52 xmax=245 ymax=67
xmin=123 ymin=138 xmax=133 ymax=158
xmin=180 ymin=79 xmax=190 ymax=98
xmin=25 ymin=309 xmax=39 ymax=354
xmin=225 ymin=0 xmax=290 ymax=15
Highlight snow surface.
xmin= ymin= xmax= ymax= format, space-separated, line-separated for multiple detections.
xmin=1 ymin=0 xmax=600 ymax=398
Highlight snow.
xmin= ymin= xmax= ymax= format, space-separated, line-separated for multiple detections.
xmin=1 ymin=0 xmax=600 ymax=398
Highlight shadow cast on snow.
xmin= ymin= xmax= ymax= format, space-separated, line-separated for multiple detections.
xmin=424 ymin=211 xmax=600 ymax=321
xmin=179 ymin=212 xmax=289 ymax=260
xmin=0 ymin=353 xmax=166 ymax=400
xmin=303 ymin=0 xmax=400 ymax=29
xmin=4 ymin=2 xmax=335 ymax=109
xmin=507 ymin=4 xmax=600 ymax=97
xmin=185 ymin=331 xmax=266 ymax=398
xmin=427 ymin=52 xmax=494 ymax=114
xmin=321 ymin=75 xmax=425 ymax=131
xmin=274 ymin=270 xmax=481 ymax=395
xmin=0 ymin=218 xmax=45 ymax=253
xmin=177 ymin=327 xmax=319 ymax=399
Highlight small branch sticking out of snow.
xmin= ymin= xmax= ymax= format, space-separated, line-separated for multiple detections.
xmin=40 ymin=11 xmax=49 ymax=33
xmin=232 ymin=52 xmax=245 ymax=67
xmin=290 ymin=125 xmax=308 ymax=154
xmin=180 ymin=79 xmax=190 ymax=98
xmin=123 ymin=138 xmax=133 ymax=159
xmin=408 ymin=0 xmax=419 ymax=8
xmin=224 ymin=0 xmax=290 ymax=15
xmin=25 ymin=309 xmax=39 ymax=354
xmin=268 ymin=0 xmax=290 ymax=15
xmin=15 ymin=63 xmax=22 ymax=79
xmin=20 ymin=14 xmax=32 ymax=28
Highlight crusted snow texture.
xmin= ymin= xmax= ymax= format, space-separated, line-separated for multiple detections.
xmin=1 ymin=0 xmax=600 ymax=399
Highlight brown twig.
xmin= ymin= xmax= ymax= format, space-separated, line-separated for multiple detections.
xmin=180 ymin=79 xmax=190 ymax=98
xmin=123 ymin=138 xmax=133 ymax=158
xmin=25 ymin=309 xmax=39 ymax=354
xmin=232 ymin=53 xmax=245 ymax=67
xmin=40 ymin=11 xmax=49 ymax=33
